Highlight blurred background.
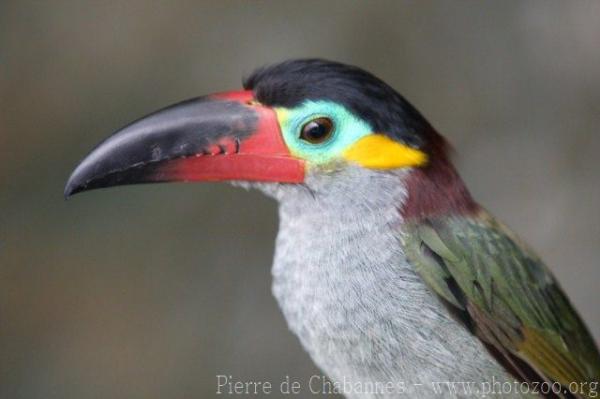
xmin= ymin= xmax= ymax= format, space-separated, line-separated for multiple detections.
xmin=1 ymin=1 xmax=599 ymax=398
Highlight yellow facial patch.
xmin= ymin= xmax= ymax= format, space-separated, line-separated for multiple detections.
xmin=343 ymin=134 xmax=427 ymax=170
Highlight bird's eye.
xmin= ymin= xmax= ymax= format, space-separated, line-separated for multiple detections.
xmin=299 ymin=117 xmax=334 ymax=144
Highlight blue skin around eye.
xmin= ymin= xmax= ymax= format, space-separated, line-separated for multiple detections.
xmin=277 ymin=100 xmax=373 ymax=164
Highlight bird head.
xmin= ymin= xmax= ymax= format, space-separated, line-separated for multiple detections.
xmin=65 ymin=59 xmax=470 ymax=217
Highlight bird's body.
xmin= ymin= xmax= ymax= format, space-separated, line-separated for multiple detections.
xmin=66 ymin=59 xmax=599 ymax=398
xmin=267 ymin=169 xmax=514 ymax=398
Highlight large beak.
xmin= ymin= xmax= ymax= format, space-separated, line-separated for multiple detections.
xmin=64 ymin=90 xmax=304 ymax=197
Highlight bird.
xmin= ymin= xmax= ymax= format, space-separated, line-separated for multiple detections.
xmin=65 ymin=59 xmax=599 ymax=398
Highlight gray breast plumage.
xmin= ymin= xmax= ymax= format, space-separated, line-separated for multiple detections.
xmin=264 ymin=167 xmax=519 ymax=398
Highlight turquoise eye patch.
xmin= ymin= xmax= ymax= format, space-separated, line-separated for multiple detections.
xmin=275 ymin=100 xmax=373 ymax=164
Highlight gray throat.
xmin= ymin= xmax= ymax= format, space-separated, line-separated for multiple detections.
xmin=262 ymin=167 xmax=516 ymax=398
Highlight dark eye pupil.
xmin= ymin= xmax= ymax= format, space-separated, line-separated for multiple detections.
xmin=300 ymin=118 xmax=333 ymax=144
xmin=308 ymin=123 xmax=327 ymax=138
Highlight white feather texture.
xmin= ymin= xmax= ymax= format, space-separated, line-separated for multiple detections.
xmin=251 ymin=166 xmax=522 ymax=398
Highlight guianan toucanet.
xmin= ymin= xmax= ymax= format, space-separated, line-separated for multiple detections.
xmin=65 ymin=59 xmax=599 ymax=398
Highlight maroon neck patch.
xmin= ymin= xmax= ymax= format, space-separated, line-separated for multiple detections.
xmin=401 ymin=133 xmax=479 ymax=220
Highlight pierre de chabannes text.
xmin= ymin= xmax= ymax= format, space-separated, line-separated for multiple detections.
xmin=216 ymin=375 xmax=598 ymax=397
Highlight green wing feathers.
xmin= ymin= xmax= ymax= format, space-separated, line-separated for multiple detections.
xmin=403 ymin=211 xmax=600 ymax=397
